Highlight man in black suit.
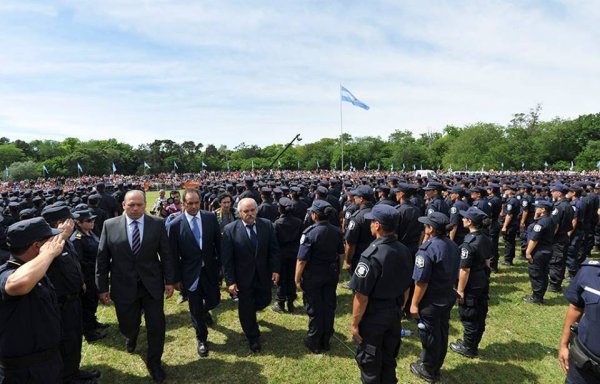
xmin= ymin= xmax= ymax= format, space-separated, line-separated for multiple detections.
xmin=222 ymin=197 xmax=280 ymax=353
xmin=167 ymin=188 xmax=221 ymax=358
xmin=96 ymin=190 xmax=177 ymax=383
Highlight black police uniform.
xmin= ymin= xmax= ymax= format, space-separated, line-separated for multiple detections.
xmin=426 ymin=197 xmax=450 ymax=217
xmin=501 ymin=195 xmax=520 ymax=264
xmin=486 ymin=193 xmax=502 ymax=271
xmin=297 ymin=222 xmax=344 ymax=351
xmin=525 ymin=214 xmax=554 ymax=302
xmin=71 ymin=229 xmax=101 ymax=339
xmin=456 ymin=231 xmax=492 ymax=354
xmin=345 ymin=203 xmax=375 ymax=273
xmin=395 ymin=200 xmax=422 ymax=258
xmin=257 ymin=200 xmax=278 ymax=222
xmin=349 ymin=236 xmax=412 ymax=384
xmin=449 ymin=200 xmax=469 ymax=245
xmin=550 ymin=197 xmax=574 ymax=291
xmin=566 ymin=197 xmax=586 ymax=278
xmin=581 ymin=190 xmax=599 ymax=257
xmin=519 ymin=194 xmax=535 ymax=257
xmin=412 ymin=236 xmax=460 ymax=377
xmin=0 ymin=257 xmax=62 ymax=383
xmin=564 ymin=260 xmax=600 ymax=383
xmin=273 ymin=212 xmax=303 ymax=310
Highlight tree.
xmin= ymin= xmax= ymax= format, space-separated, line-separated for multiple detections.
xmin=9 ymin=161 xmax=38 ymax=181
xmin=0 ymin=144 xmax=25 ymax=167
xmin=575 ymin=140 xmax=600 ymax=170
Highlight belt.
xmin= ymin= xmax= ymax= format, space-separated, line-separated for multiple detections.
xmin=0 ymin=348 xmax=59 ymax=369
xmin=366 ymin=297 xmax=403 ymax=312
xmin=58 ymin=292 xmax=80 ymax=303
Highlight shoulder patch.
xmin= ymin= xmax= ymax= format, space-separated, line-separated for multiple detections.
xmin=533 ymin=224 xmax=542 ymax=233
xmin=354 ymin=262 xmax=370 ymax=278
xmin=415 ymin=255 xmax=425 ymax=268
xmin=522 ymin=200 xmax=528 ymax=207
xmin=506 ymin=204 xmax=512 ymax=211
xmin=300 ymin=234 xmax=307 ymax=245
xmin=345 ymin=211 xmax=351 ymax=219
xmin=450 ymin=207 xmax=457 ymax=214
xmin=552 ymin=208 xmax=558 ymax=216
xmin=427 ymin=208 xmax=435 ymax=215
xmin=461 ymin=247 xmax=469 ymax=259
xmin=75 ymin=233 xmax=82 ymax=240
xmin=348 ymin=220 xmax=356 ymax=230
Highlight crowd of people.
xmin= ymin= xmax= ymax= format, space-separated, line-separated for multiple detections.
xmin=1 ymin=169 xmax=600 ymax=384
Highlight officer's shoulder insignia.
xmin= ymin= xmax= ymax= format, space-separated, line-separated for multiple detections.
xmin=450 ymin=207 xmax=457 ymax=214
xmin=75 ymin=232 xmax=82 ymax=240
xmin=552 ymin=208 xmax=558 ymax=216
xmin=419 ymin=241 xmax=431 ymax=250
xmin=348 ymin=220 xmax=356 ymax=230
xmin=302 ymin=224 xmax=316 ymax=234
xmin=351 ymin=210 xmax=360 ymax=217
xmin=415 ymin=255 xmax=425 ymax=268
xmin=465 ymin=234 xmax=476 ymax=244
xmin=522 ymin=201 xmax=528 ymax=207
xmin=461 ymin=247 xmax=469 ymax=259
xmin=506 ymin=204 xmax=512 ymax=211
xmin=362 ymin=244 xmax=377 ymax=258
xmin=300 ymin=234 xmax=307 ymax=245
xmin=355 ymin=262 xmax=370 ymax=278
xmin=533 ymin=224 xmax=542 ymax=233
xmin=171 ymin=213 xmax=178 ymax=218
xmin=345 ymin=211 xmax=351 ymax=219
xmin=427 ymin=208 xmax=434 ymax=215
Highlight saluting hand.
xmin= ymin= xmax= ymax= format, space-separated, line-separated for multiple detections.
xmin=39 ymin=235 xmax=65 ymax=259
xmin=58 ymin=219 xmax=75 ymax=239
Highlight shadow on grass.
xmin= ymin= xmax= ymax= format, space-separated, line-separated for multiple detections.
xmin=480 ymin=340 xmax=556 ymax=361
xmin=444 ymin=362 xmax=540 ymax=384
xmin=89 ymin=358 xmax=267 ymax=384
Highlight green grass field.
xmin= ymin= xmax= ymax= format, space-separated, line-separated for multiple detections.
xmin=81 ymin=190 xmax=587 ymax=383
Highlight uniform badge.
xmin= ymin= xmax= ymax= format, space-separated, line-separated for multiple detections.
xmin=415 ymin=255 xmax=425 ymax=268
xmin=588 ymin=260 xmax=600 ymax=265
xmin=572 ymin=206 xmax=577 ymax=212
xmin=461 ymin=248 xmax=469 ymax=259
xmin=506 ymin=204 xmax=512 ymax=211
xmin=533 ymin=224 xmax=541 ymax=233
xmin=348 ymin=221 xmax=356 ymax=230
xmin=300 ymin=234 xmax=306 ymax=244
xmin=355 ymin=262 xmax=369 ymax=278
xmin=522 ymin=201 xmax=528 ymax=207
xmin=345 ymin=211 xmax=351 ymax=219
xmin=451 ymin=207 xmax=457 ymax=214
xmin=552 ymin=208 xmax=558 ymax=216
xmin=427 ymin=209 xmax=434 ymax=215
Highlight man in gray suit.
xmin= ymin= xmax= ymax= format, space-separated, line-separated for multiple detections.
xmin=222 ymin=197 xmax=280 ymax=353
xmin=96 ymin=190 xmax=177 ymax=383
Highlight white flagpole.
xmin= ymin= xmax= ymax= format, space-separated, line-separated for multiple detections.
xmin=340 ymin=83 xmax=344 ymax=171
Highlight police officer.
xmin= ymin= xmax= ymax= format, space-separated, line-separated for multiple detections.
xmin=394 ymin=184 xmax=422 ymax=258
xmin=519 ymin=184 xmax=535 ymax=259
xmin=295 ymin=200 xmax=344 ymax=353
xmin=410 ymin=212 xmax=460 ymax=383
xmin=559 ymin=259 xmax=600 ymax=383
xmin=450 ymin=207 xmax=492 ymax=358
xmin=448 ymin=186 xmax=469 ymax=246
xmin=522 ymin=200 xmax=555 ymax=304
xmin=71 ymin=209 xmax=108 ymax=342
xmin=566 ymin=186 xmax=586 ymax=279
xmin=549 ymin=184 xmax=574 ymax=293
xmin=272 ymin=198 xmax=303 ymax=313
xmin=501 ymin=185 xmax=521 ymax=266
xmin=343 ymin=186 xmax=375 ymax=284
xmin=423 ymin=182 xmax=450 ymax=217
xmin=0 ymin=218 xmax=64 ymax=383
xmin=485 ymin=184 xmax=502 ymax=272
xmin=257 ymin=187 xmax=278 ymax=223
xmin=349 ymin=205 xmax=412 ymax=384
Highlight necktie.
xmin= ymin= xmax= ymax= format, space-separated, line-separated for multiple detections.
xmin=131 ymin=220 xmax=141 ymax=254
xmin=246 ymin=224 xmax=257 ymax=252
xmin=191 ymin=216 xmax=202 ymax=248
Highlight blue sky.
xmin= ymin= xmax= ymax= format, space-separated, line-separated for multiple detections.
xmin=0 ymin=1 xmax=598 ymax=148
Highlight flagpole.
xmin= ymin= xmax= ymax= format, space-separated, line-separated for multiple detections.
xmin=340 ymin=83 xmax=344 ymax=171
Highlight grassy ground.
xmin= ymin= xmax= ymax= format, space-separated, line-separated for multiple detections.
xmin=81 ymin=191 xmax=590 ymax=383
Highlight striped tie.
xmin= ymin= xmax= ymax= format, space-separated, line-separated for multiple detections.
xmin=131 ymin=220 xmax=141 ymax=255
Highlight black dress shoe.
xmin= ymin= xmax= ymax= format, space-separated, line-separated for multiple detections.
xmin=321 ymin=340 xmax=330 ymax=352
xmin=271 ymin=302 xmax=285 ymax=313
xmin=287 ymin=300 xmax=295 ymax=313
xmin=77 ymin=369 xmax=101 ymax=380
xmin=126 ymin=337 xmax=137 ymax=353
xmin=450 ymin=340 xmax=478 ymax=358
xmin=197 ymin=341 xmax=209 ymax=357
xmin=502 ymin=261 xmax=513 ymax=266
xmin=548 ymin=285 xmax=562 ymax=293
xmin=204 ymin=311 xmax=214 ymax=326
xmin=410 ymin=361 xmax=437 ymax=383
xmin=523 ymin=295 xmax=543 ymax=304
xmin=249 ymin=340 xmax=261 ymax=353
xmin=84 ymin=330 xmax=107 ymax=343
xmin=147 ymin=364 xmax=166 ymax=384
xmin=304 ymin=337 xmax=321 ymax=354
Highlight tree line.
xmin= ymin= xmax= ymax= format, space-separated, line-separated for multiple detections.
xmin=1 ymin=108 xmax=599 ymax=181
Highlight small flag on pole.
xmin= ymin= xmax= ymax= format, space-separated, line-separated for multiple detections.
xmin=316 ymin=160 xmax=320 ymax=169
xmin=227 ymin=161 xmax=230 ymax=171
xmin=364 ymin=161 xmax=367 ymax=170
xmin=143 ymin=161 xmax=151 ymax=169
xmin=202 ymin=161 xmax=207 ymax=168
xmin=278 ymin=160 xmax=281 ymax=168
xmin=42 ymin=165 xmax=49 ymax=175
xmin=173 ymin=161 xmax=178 ymax=170
xmin=77 ymin=162 xmax=84 ymax=173
xmin=570 ymin=161 xmax=574 ymax=171
xmin=414 ymin=164 xmax=416 ymax=170
xmin=112 ymin=162 xmax=117 ymax=173
xmin=544 ymin=161 xmax=548 ymax=168
xmin=340 ymin=85 xmax=370 ymax=110
xmin=4 ymin=166 xmax=8 ymax=178
xmin=501 ymin=162 xmax=504 ymax=170
xmin=390 ymin=163 xmax=394 ymax=172
xmin=377 ymin=162 xmax=380 ymax=171
xmin=402 ymin=163 xmax=405 ymax=170
xmin=596 ymin=161 xmax=600 ymax=169
xmin=521 ymin=162 xmax=525 ymax=170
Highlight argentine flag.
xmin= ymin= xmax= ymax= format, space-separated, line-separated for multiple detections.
xmin=340 ymin=85 xmax=369 ymax=110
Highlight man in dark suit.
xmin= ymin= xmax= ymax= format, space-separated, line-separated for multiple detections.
xmin=167 ymin=188 xmax=222 ymax=358
xmin=222 ymin=197 xmax=280 ymax=353
xmin=96 ymin=190 xmax=177 ymax=383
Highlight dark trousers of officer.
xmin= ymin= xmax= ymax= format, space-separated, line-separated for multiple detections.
xmin=418 ymin=302 xmax=453 ymax=375
xmin=503 ymin=227 xmax=517 ymax=263
xmin=114 ymin=282 xmax=165 ymax=367
xmin=549 ymin=241 xmax=568 ymax=289
xmin=566 ymin=230 xmax=585 ymax=278
xmin=303 ymin=278 xmax=337 ymax=349
xmin=458 ymin=294 xmax=488 ymax=352
xmin=595 ymin=223 xmax=600 ymax=248
xmin=528 ymin=249 xmax=552 ymax=299
xmin=237 ymin=274 xmax=271 ymax=341
xmin=355 ymin=307 xmax=402 ymax=384
xmin=0 ymin=351 xmax=62 ymax=384
xmin=276 ymin=257 xmax=297 ymax=304
xmin=580 ymin=228 xmax=595 ymax=258
xmin=188 ymin=282 xmax=209 ymax=343
xmin=567 ymin=353 xmax=600 ymax=384
xmin=60 ymin=296 xmax=83 ymax=381
xmin=488 ymin=221 xmax=500 ymax=270
xmin=81 ymin=265 xmax=99 ymax=335
xmin=520 ymin=228 xmax=529 ymax=257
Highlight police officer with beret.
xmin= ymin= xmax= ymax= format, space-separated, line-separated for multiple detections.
xmin=558 ymin=259 xmax=600 ymax=383
xmin=343 ymin=186 xmax=375 ymax=284
xmin=272 ymin=197 xmax=303 ymax=313
xmin=0 ymin=218 xmax=65 ymax=383
xmin=450 ymin=207 xmax=492 ymax=358
xmin=410 ymin=212 xmax=460 ymax=383
xmin=501 ymin=185 xmax=521 ymax=266
xmin=349 ymin=205 xmax=412 ymax=384
xmin=295 ymin=200 xmax=344 ymax=353
xmin=549 ymin=184 xmax=574 ymax=293
xmin=522 ymin=200 xmax=555 ymax=304
xmin=71 ymin=209 xmax=108 ymax=342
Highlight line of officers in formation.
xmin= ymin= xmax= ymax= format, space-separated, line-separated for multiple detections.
xmin=0 ymin=174 xmax=599 ymax=383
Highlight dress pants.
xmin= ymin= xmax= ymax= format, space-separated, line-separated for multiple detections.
xmin=237 ymin=274 xmax=271 ymax=341
xmin=418 ymin=302 xmax=453 ymax=375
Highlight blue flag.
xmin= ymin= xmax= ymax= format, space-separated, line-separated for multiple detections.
xmin=202 ymin=161 xmax=207 ymax=168
xmin=4 ymin=166 xmax=8 ymax=178
xmin=143 ymin=161 xmax=151 ymax=169
xmin=173 ymin=161 xmax=178 ymax=170
xmin=77 ymin=162 xmax=83 ymax=173
xmin=316 ymin=160 xmax=320 ymax=169
xmin=42 ymin=165 xmax=49 ymax=175
xmin=597 ymin=161 xmax=600 ymax=168
xmin=340 ymin=85 xmax=370 ymax=110
xmin=112 ymin=162 xmax=117 ymax=173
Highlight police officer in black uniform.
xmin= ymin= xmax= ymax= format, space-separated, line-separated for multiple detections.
xmin=410 ymin=212 xmax=460 ymax=383
xmin=295 ymin=200 xmax=344 ymax=353
xmin=501 ymin=185 xmax=521 ymax=266
xmin=257 ymin=187 xmax=278 ymax=223
xmin=272 ymin=198 xmax=303 ymax=313
xmin=0 ymin=218 xmax=64 ymax=383
xmin=450 ymin=207 xmax=492 ymax=358
xmin=485 ymin=184 xmax=502 ymax=272
xmin=559 ymin=259 xmax=600 ymax=383
xmin=566 ymin=186 xmax=586 ymax=279
xmin=71 ymin=209 xmax=108 ymax=342
xmin=519 ymin=184 xmax=535 ymax=259
xmin=549 ymin=183 xmax=574 ymax=293
xmin=349 ymin=205 xmax=412 ymax=384
xmin=343 ymin=186 xmax=375 ymax=283
xmin=394 ymin=184 xmax=422 ymax=258
xmin=448 ymin=186 xmax=469 ymax=246
xmin=522 ymin=200 xmax=555 ymax=304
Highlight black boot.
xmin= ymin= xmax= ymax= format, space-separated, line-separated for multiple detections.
xmin=271 ymin=301 xmax=285 ymax=313
xmin=287 ymin=300 xmax=295 ymax=313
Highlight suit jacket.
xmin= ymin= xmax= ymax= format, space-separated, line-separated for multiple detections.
xmin=221 ymin=218 xmax=280 ymax=290
xmin=96 ymin=214 xmax=176 ymax=303
xmin=167 ymin=211 xmax=222 ymax=309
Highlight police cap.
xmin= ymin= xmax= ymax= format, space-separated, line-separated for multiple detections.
xmin=449 ymin=186 xmax=465 ymax=196
xmin=74 ymin=209 xmax=97 ymax=220
xmin=550 ymin=183 xmax=568 ymax=194
xmin=534 ymin=200 xmax=553 ymax=209
xmin=352 ymin=185 xmax=373 ymax=198
xmin=278 ymin=197 xmax=293 ymax=208
xmin=418 ymin=212 xmax=450 ymax=232
xmin=42 ymin=204 xmax=79 ymax=223
xmin=423 ymin=182 xmax=446 ymax=191
xmin=315 ymin=186 xmax=329 ymax=196
xmin=364 ymin=204 xmax=399 ymax=228
xmin=7 ymin=217 xmax=63 ymax=248
xmin=310 ymin=199 xmax=332 ymax=214
xmin=459 ymin=206 xmax=488 ymax=225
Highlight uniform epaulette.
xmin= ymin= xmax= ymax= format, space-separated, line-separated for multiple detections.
xmin=362 ymin=243 xmax=378 ymax=258
xmin=582 ymin=260 xmax=600 ymax=267
xmin=418 ymin=241 xmax=431 ymax=250
xmin=171 ymin=213 xmax=178 ymax=218
xmin=302 ymin=224 xmax=317 ymax=234
xmin=465 ymin=234 xmax=476 ymax=244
